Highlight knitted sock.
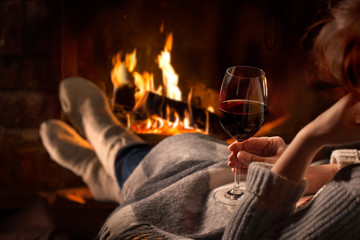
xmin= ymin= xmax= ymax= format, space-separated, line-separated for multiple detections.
xmin=39 ymin=119 xmax=121 ymax=203
xmin=59 ymin=76 xmax=145 ymax=180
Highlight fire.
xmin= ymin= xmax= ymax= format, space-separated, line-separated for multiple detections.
xmin=157 ymin=33 xmax=181 ymax=101
xmin=111 ymin=49 xmax=160 ymax=104
xmin=111 ymin=33 xmax=208 ymax=135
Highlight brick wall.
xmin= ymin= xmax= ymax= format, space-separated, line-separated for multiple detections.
xmin=0 ymin=0 xmax=84 ymax=208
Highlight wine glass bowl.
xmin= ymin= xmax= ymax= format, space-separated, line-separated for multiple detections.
xmin=215 ymin=66 xmax=268 ymax=205
xmin=218 ymin=100 xmax=267 ymax=142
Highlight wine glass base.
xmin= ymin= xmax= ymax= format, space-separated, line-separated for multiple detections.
xmin=214 ymin=188 xmax=244 ymax=206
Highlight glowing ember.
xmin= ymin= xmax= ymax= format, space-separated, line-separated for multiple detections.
xmin=128 ymin=113 xmax=205 ymax=135
xmin=111 ymin=33 xmax=209 ymax=135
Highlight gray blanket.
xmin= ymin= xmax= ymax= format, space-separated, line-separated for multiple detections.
xmin=98 ymin=133 xmax=235 ymax=239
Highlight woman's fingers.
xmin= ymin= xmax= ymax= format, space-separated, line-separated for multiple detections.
xmin=237 ymin=151 xmax=257 ymax=165
xmin=228 ymin=150 xmax=277 ymax=168
xmin=228 ymin=136 xmax=286 ymax=156
xmin=228 ymin=141 xmax=243 ymax=152
xmin=228 ymin=136 xmax=286 ymax=174
xmin=228 ymin=151 xmax=262 ymax=168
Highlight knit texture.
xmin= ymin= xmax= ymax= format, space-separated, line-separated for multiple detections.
xmin=59 ymin=77 xmax=145 ymax=180
xmin=330 ymin=149 xmax=360 ymax=169
xmin=39 ymin=119 xmax=122 ymax=203
xmin=98 ymin=134 xmax=360 ymax=239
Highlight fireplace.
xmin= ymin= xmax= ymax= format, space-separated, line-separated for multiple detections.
xmin=0 ymin=0 xmax=341 ymax=237
xmin=59 ymin=0 xmax=334 ymax=140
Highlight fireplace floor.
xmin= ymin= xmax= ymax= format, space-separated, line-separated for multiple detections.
xmin=0 ymin=187 xmax=117 ymax=239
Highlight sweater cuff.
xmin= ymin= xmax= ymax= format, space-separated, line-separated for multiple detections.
xmin=330 ymin=149 xmax=360 ymax=169
xmin=246 ymin=163 xmax=307 ymax=206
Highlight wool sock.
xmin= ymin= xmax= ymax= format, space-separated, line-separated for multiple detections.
xmin=39 ymin=119 xmax=122 ymax=203
xmin=59 ymin=76 xmax=146 ymax=180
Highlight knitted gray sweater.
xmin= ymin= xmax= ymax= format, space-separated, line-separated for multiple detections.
xmin=97 ymin=133 xmax=360 ymax=239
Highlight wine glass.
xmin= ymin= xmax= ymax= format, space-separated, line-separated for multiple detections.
xmin=214 ymin=66 xmax=268 ymax=205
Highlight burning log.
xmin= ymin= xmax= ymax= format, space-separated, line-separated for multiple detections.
xmin=110 ymin=34 xmax=227 ymax=139
xmin=113 ymin=86 xmax=226 ymax=138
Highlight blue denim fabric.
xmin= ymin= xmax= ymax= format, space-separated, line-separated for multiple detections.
xmin=114 ymin=144 xmax=150 ymax=188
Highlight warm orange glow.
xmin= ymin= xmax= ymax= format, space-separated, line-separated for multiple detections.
xmin=157 ymin=33 xmax=181 ymax=101
xmin=126 ymin=49 xmax=137 ymax=72
xmin=111 ymin=33 xmax=208 ymax=135
xmin=133 ymin=71 xmax=156 ymax=104
xmin=111 ymin=53 xmax=127 ymax=88
xmin=39 ymin=187 xmax=92 ymax=205
xmin=129 ymin=113 xmax=204 ymax=135
xmin=164 ymin=33 xmax=173 ymax=52
xmin=255 ymin=115 xmax=289 ymax=136
xmin=207 ymin=106 xmax=215 ymax=113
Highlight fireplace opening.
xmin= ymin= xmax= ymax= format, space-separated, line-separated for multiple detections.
xmin=0 ymin=0 xmax=346 ymax=238
xmin=59 ymin=0 xmax=335 ymax=142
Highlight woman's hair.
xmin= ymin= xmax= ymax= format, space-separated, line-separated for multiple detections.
xmin=310 ymin=0 xmax=360 ymax=90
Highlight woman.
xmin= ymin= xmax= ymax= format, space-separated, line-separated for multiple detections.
xmin=39 ymin=0 xmax=360 ymax=239
xmin=225 ymin=0 xmax=360 ymax=238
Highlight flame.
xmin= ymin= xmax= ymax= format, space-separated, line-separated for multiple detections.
xmin=206 ymin=106 xmax=215 ymax=113
xmin=157 ymin=33 xmax=182 ymax=101
xmin=111 ymin=33 xmax=208 ymax=136
xmin=133 ymin=71 xmax=157 ymax=103
xmin=126 ymin=49 xmax=137 ymax=72
xmin=129 ymin=113 xmax=204 ymax=135
xmin=111 ymin=53 xmax=127 ymax=88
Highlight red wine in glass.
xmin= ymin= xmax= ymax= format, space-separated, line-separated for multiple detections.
xmin=219 ymin=100 xmax=268 ymax=141
xmin=214 ymin=65 xmax=268 ymax=206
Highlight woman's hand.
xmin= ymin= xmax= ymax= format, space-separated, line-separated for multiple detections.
xmin=305 ymin=92 xmax=360 ymax=147
xmin=271 ymin=92 xmax=360 ymax=183
xmin=228 ymin=136 xmax=287 ymax=174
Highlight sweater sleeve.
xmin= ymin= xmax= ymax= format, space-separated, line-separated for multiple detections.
xmin=222 ymin=162 xmax=307 ymax=240
xmin=330 ymin=149 xmax=360 ymax=169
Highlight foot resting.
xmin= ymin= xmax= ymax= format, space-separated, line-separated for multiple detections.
xmin=59 ymin=77 xmax=145 ymax=180
xmin=39 ymin=119 xmax=122 ymax=203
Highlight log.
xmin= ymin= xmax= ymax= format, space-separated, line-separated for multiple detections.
xmin=113 ymin=86 xmax=227 ymax=137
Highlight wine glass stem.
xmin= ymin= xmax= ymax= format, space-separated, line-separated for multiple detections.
xmin=233 ymin=165 xmax=242 ymax=194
